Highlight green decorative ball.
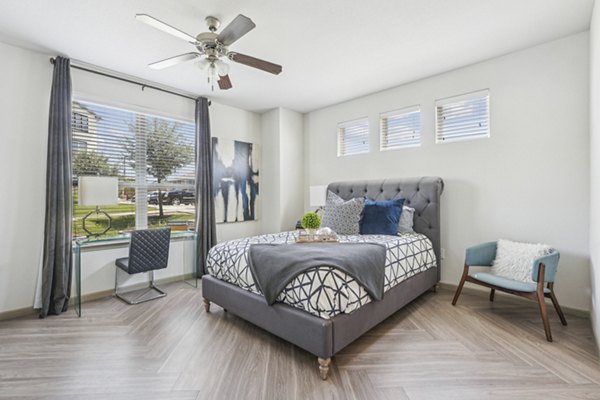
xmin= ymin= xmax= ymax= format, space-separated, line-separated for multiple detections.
xmin=301 ymin=212 xmax=321 ymax=230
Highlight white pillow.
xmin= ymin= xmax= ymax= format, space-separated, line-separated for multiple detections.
xmin=490 ymin=239 xmax=552 ymax=283
xmin=397 ymin=205 xmax=415 ymax=233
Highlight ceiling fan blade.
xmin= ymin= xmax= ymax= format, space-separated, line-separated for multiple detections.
xmin=217 ymin=14 xmax=256 ymax=46
xmin=149 ymin=53 xmax=200 ymax=70
xmin=228 ymin=52 xmax=282 ymax=75
xmin=135 ymin=14 xmax=197 ymax=44
xmin=218 ymin=75 xmax=233 ymax=90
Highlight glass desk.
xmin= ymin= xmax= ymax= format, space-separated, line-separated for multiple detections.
xmin=72 ymin=231 xmax=197 ymax=317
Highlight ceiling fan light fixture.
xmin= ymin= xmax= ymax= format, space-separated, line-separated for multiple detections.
xmin=197 ymin=57 xmax=210 ymax=71
xmin=215 ymin=59 xmax=230 ymax=76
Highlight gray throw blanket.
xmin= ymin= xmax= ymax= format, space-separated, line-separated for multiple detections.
xmin=248 ymin=243 xmax=387 ymax=305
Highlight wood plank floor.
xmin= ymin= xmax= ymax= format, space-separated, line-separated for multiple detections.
xmin=0 ymin=282 xmax=598 ymax=399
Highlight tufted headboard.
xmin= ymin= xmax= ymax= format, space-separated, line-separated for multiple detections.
xmin=327 ymin=177 xmax=444 ymax=280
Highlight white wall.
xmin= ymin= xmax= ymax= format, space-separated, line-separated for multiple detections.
xmin=278 ymin=108 xmax=304 ymax=230
xmin=304 ymin=32 xmax=591 ymax=311
xmin=0 ymin=41 xmax=264 ymax=313
xmin=589 ymin=2 xmax=600 ymax=343
xmin=0 ymin=41 xmax=52 ymax=314
xmin=260 ymin=107 xmax=304 ymax=233
xmin=260 ymin=109 xmax=281 ymax=234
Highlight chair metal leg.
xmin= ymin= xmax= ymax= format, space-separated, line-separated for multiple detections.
xmin=489 ymin=289 xmax=495 ymax=302
xmin=452 ymin=264 xmax=469 ymax=305
xmin=114 ymin=269 xmax=167 ymax=305
xmin=547 ymin=283 xmax=567 ymax=326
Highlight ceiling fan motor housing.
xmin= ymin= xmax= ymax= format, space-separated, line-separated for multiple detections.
xmin=195 ymin=32 xmax=227 ymax=57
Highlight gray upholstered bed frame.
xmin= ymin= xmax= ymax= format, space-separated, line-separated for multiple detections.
xmin=202 ymin=177 xmax=444 ymax=379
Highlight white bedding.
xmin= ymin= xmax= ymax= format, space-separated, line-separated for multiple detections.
xmin=206 ymin=231 xmax=437 ymax=319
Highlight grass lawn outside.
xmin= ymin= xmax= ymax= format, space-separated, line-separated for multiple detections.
xmin=73 ymin=204 xmax=194 ymax=238
xmin=73 ymin=203 xmax=139 ymax=217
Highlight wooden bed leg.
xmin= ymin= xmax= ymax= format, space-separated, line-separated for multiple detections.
xmin=203 ymin=298 xmax=211 ymax=313
xmin=431 ymin=284 xmax=438 ymax=293
xmin=489 ymin=289 xmax=495 ymax=302
xmin=318 ymin=357 xmax=331 ymax=380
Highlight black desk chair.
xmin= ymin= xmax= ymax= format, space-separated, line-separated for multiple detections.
xmin=114 ymin=228 xmax=171 ymax=305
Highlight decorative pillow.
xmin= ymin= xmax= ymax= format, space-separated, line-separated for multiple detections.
xmin=360 ymin=198 xmax=404 ymax=235
xmin=398 ymin=205 xmax=415 ymax=233
xmin=321 ymin=191 xmax=365 ymax=235
xmin=491 ymin=239 xmax=552 ymax=283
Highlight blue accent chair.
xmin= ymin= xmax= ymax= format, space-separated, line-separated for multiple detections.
xmin=452 ymin=241 xmax=567 ymax=342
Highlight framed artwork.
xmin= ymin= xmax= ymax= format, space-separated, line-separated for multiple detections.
xmin=212 ymin=137 xmax=260 ymax=223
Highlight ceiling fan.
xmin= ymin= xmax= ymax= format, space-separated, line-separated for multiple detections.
xmin=135 ymin=13 xmax=282 ymax=91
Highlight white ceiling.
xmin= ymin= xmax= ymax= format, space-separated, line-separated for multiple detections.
xmin=0 ymin=0 xmax=594 ymax=113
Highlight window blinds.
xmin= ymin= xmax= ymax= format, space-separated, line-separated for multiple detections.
xmin=435 ymin=90 xmax=490 ymax=143
xmin=380 ymin=106 xmax=421 ymax=150
xmin=71 ymin=100 xmax=195 ymax=190
xmin=337 ymin=117 xmax=369 ymax=156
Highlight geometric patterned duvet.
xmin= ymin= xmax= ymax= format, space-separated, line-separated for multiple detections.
xmin=206 ymin=231 xmax=437 ymax=319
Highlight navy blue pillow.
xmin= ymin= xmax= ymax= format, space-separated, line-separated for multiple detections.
xmin=359 ymin=198 xmax=405 ymax=235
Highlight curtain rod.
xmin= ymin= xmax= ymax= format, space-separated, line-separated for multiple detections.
xmin=49 ymin=57 xmax=211 ymax=105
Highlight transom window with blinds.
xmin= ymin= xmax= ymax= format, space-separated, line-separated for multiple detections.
xmin=71 ymin=100 xmax=196 ymax=237
xmin=380 ymin=106 xmax=421 ymax=150
xmin=435 ymin=89 xmax=490 ymax=143
xmin=337 ymin=117 xmax=369 ymax=156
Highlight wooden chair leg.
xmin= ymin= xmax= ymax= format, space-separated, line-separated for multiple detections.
xmin=535 ymin=266 xmax=552 ymax=342
xmin=452 ymin=265 xmax=469 ymax=306
xmin=536 ymin=291 xmax=552 ymax=342
xmin=547 ymin=283 xmax=567 ymax=326
xmin=489 ymin=289 xmax=495 ymax=302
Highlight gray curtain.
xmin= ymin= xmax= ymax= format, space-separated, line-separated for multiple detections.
xmin=195 ymin=97 xmax=216 ymax=276
xmin=40 ymin=56 xmax=73 ymax=318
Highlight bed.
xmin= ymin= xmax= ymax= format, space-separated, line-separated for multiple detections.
xmin=202 ymin=177 xmax=444 ymax=379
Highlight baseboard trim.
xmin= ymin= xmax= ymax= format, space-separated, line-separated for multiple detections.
xmin=0 ymin=307 xmax=38 ymax=321
xmin=5 ymin=278 xmax=585 ymax=321
xmin=0 ymin=274 xmax=197 ymax=322
xmin=439 ymin=282 xmax=590 ymax=319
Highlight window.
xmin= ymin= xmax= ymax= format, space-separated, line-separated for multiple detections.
xmin=337 ymin=117 xmax=369 ymax=156
xmin=71 ymin=100 xmax=196 ymax=238
xmin=380 ymin=106 xmax=421 ymax=150
xmin=73 ymin=140 xmax=87 ymax=152
xmin=435 ymin=89 xmax=490 ymax=143
xmin=72 ymin=112 xmax=89 ymax=132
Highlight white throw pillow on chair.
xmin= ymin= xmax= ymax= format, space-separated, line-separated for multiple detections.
xmin=491 ymin=239 xmax=552 ymax=283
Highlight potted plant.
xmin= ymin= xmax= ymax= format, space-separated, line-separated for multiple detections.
xmin=301 ymin=212 xmax=321 ymax=238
